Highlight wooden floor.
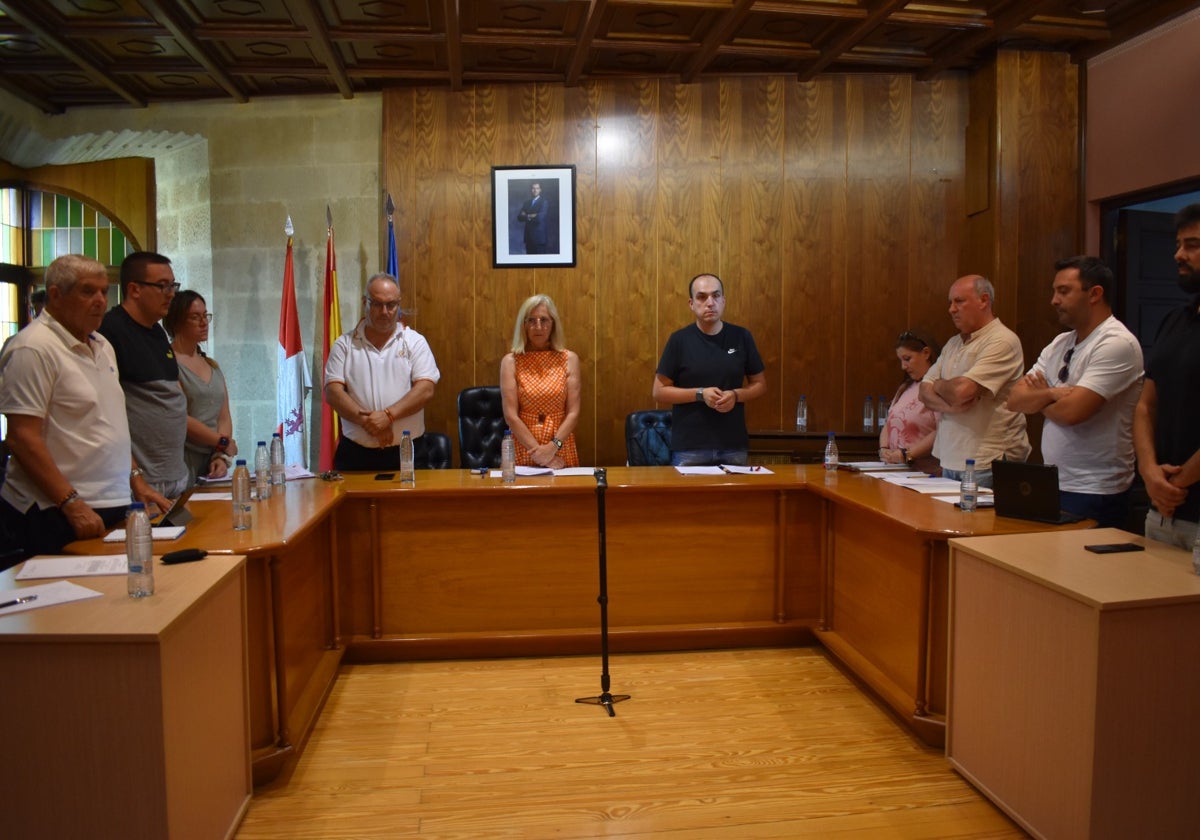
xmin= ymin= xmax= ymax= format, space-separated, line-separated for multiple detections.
xmin=235 ymin=648 xmax=1026 ymax=839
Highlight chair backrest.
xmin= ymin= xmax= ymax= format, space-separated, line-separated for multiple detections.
xmin=457 ymin=386 xmax=507 ymax=469
xmin=625 ymin=410 xmax=672 ymax=466
xmin=418 ymin=432 xmax=453 ymax=469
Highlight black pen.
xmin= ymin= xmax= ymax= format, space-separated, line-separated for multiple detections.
xmin=0 ymin=594 xmax=37 ymax=610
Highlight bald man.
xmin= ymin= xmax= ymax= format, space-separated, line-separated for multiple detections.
xmin=919 ymin=274 xmax=1029 ymax=487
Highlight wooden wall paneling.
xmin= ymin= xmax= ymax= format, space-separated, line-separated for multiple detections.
xmin=594 ymin=79 xmax=661 ymax=466
xmin=653 ymin=79 xmax=724 ymax=430
xmin=474 ymin=86 xmax=547 ymax=407
xmin=534 ymin=82 xmax=598 ymax=464
xmin=907 ymin=76 xmax=969 ymax=367
xmin=719 ymin=76 xmax=786 ymax=432
xmin=1010 ymin=51 xmax=1080 ymax=364
xmin=411 ymin=87 xmax=479 ymax=445
xmin=961 ymin=63 xmax=999 ymax=285
xmin=844 ymin=75 xmax=913 ymax=428
xmin=783 ymin=77 xmax=848 ymax=435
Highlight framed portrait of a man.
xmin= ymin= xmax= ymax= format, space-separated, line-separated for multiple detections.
xmin=492 ymin=165 xmax=576 ymax=268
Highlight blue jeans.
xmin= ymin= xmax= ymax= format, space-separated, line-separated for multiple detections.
xmin=671 ymin=449 xmax=749 ymax=467
xmin=941 ymin=467 xmax=993 ymax=489
xmin=1060 ymin=489 xmax=1131 ymax=530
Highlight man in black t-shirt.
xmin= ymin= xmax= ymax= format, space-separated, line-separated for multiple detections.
xmin=652 ymin=273 xmax=766 ymax=466
xmin=1134 ymin=204 xmax=1200 ymax=548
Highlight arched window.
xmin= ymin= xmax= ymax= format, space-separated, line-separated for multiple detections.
xmin=0 ymin=185 xmax=136 ymax=341
xmin=0 ymin=185 xmax=136 ymax=441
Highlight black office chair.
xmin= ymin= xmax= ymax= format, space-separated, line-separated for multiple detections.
xmin=457 ymin=386 xmax=507 ymax=469
xmin=416 ymin=431 xmax=453 ymax=469
xmin=625 ymin=410 xmax=672 ymax=466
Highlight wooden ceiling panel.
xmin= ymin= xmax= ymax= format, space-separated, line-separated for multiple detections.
xmin=0 ymin=0 xmax=1196 ymax=113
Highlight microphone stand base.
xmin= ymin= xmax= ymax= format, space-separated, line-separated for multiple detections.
xmin=575 ymin=693 xmax=632 ymax=717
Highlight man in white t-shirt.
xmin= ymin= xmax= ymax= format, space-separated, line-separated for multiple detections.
xmin=0 ymin=255 xmax=170 ymax=566
xmin=919 ymin=274 xmax=1030 ymax=487
xmin=1008 ymin=256 xmax=1143 ymax=527
xmin=323 ymin=273 xmax=441 ymax=471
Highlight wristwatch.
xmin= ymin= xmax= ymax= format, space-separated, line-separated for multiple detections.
xmin=901 ymin=448 xmax=910 ymax=463
xmin=695 ymin=388 xmax=704 ymax=403
xmin=552 ymin=438 xmax=563 ymax=450
xmin=215 ymin=435 xmax=230 ymax=453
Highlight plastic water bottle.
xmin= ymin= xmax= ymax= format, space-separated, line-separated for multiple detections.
xmin=823 ymin=432 xmax=838 ymax=471
xmin=125 ymin=501 xmax=154 ymax=598
xmin=501 ymin=429 xmax=516 ymax=483
xmin=270 ymin=432 xmax=285 ymax=487
xmin=960 ymin=458 xmax=978 ymax=512
xmin=399 ymin=430 xmax=415 ymax=485
xmin=1191 ymin=528 xmax=1200 ymax=575
xmin=795 ymin=395 xmax=808 ymax=432
xmin=232 ymin=459 xmax=251 ymax=530
xmin=863 ymin=396 xmax=874 ymax=433
xmin=877 ymin=395 xmax=888 ymax=432
xmin=255 ymin=440 xmax=271 ymax=500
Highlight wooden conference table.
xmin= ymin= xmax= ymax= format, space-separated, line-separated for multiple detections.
xmin=63 ymin=465 xmax=1084 ymax=783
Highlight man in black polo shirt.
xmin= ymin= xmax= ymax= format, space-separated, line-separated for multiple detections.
xmin=1134 ymin=203 xmax=1200 ymax=548
xmin=652 ymin=273 xmax=767 ymax=466
xmin=99 ymin=251 xmax=190 ymax=499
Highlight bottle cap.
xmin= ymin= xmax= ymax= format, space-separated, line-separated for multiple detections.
xmin=966 ymin=458 xmax=976 ymax=465
xmin=129 ymin=501 xmax=145 ymax=510
xmin=236 ymin=459 xmax=247 ymax=465
xmin=402 ymin=430 xmax=411 ymax=435
xmin=258 ymin=440 xmax=266 ymax=446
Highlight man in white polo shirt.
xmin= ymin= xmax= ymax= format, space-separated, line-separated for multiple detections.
xmin=0 ymin=254 xmax=169 ymax=566
xmin=919 ymin=274 xmax=1030 ymax=487
xmin=1008 ymin=256 xmax=1143 ymax=527
xmin=323 ymin=273 xmax=441 ymax=471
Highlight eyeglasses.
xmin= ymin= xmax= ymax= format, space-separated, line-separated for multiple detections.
xmin=187 ymin=313 xmax=214 ymax=324
xmin=1058 ymin=346 xmax=1075 ymax=384
xmin=366 ymin=298 xmax=400 ymax=311
xmin=136 ymin=280 xmax=181 ymax=294
xmin=526 ymin=317 xmax=553 ymax=327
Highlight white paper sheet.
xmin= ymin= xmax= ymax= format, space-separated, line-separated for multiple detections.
xmin=16 ymin=555 xmax=128 ymax=579
xmin=0 ymin=580 xmax=103 ymax=614
xmin=103 ymin=526 xmax=186 ymax=542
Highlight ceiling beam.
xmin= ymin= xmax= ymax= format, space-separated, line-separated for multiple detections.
xmin=681 ymin=0 xmax=757 ymax=84
xmin=137 ymin=0 xmax=247 ymax=103
xmin=566 ymin=0 xmax=608 ymax=87
xmin=290 ymin=0 xmax=354 ymax=99
xmin=798 ymin=0 xmax=912 ymax=82
xmin=442 ymin=0 xmax=463 ymax=91
xmin=0 ymin=0 xmax=145 ymax=107
xmin=918 ymin=0 xmax=1062 ymax=80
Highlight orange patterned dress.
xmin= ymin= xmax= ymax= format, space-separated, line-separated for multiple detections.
xmin=513 ymin=349 xmax=579 ymax=466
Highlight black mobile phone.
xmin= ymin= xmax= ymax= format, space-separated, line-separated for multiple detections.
xmin=1083 ymin=543 xmax=1145 ymax=554
xmin=374 ymin=473 xmax=395 ymax=480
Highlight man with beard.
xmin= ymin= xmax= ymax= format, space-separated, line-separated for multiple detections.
xmin=1008 ymin=256 xmax=1143 ymax=527
xmin=1134 ymin=204 xmax=1200 ymax=547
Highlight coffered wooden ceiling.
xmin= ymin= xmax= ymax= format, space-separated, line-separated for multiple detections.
xmin=0 ymin=0 xmax=1196 ymax=114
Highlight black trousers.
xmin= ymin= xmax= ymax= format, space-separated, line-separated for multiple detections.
xmin=0 ymin=496 xmax=128 ymax=571
xmin=333 ymin=435 xmax=432 ymax=472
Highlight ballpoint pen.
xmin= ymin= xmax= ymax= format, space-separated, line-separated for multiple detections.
xmin=0 ymin=594 xmax=37 ymax=610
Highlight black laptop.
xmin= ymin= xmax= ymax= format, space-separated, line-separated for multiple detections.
xmin=991 ymin=460 xmax=1084 ymax=525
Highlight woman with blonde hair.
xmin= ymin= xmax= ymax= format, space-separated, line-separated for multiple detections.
xmin=500 ymin=294 xmax=581 ymax=468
